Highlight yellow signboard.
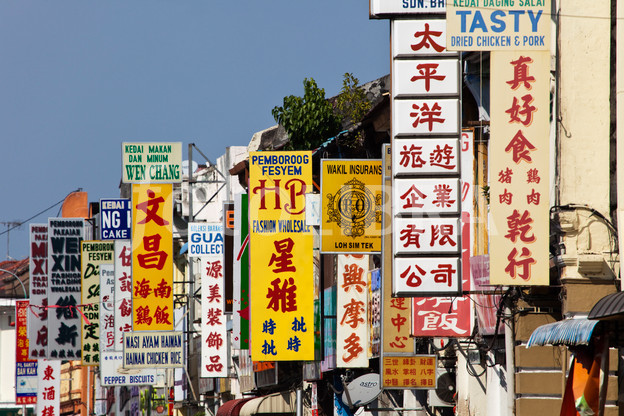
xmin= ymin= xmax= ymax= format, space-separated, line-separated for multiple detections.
xmin=321 ymin=160 xmax=383 ymax=253
xmin=446 ymin=0 xmax=551 ymax=51
xmin=489 ymin=51 xmax=550 ymax=285
xmin=132 ymin=184 xmax=174 ymax=330
xmin=382 ymin=355 xmax=437 ymax=389
xmin=80 ymin=241 xmax=114 ymax=366
xmin=249 ymin=151 xmax=314 ymax=361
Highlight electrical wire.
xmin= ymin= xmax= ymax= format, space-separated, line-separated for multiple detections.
xmin=0 ymin=188 xmax=82 ymax=236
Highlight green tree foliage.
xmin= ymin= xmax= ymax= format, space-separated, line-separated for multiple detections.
xmin=272 ymin=78 xmax=342 ymax=151
xmin=335 ymin=72 xmax=371 ymax=126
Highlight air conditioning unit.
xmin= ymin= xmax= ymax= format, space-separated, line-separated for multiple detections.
xmin=428 ymin=368 xmax=456 ymax=408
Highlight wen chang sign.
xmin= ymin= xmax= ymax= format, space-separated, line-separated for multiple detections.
xmin=122 ymin=142 xmax=182 ymax=183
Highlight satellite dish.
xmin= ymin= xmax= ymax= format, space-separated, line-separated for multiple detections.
xmin=182 ymin=160 xmax=199 ymax=176
xmin=342 ymin=373 xmax=381 ymax=407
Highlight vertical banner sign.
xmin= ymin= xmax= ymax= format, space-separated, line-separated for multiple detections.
xmin=80 ymin=241 xmax=114 ymax=366
xmin=200 ymin=227 xmax=227 ymax=377
xmin=132 ymin=184 xmax=174 ymax=331
xmin=115 ymin=240 xmax=133 ymax=348
xmin=249 ymin=151 xmax=314 ymax=361
xmin=100 ymin=264 xmax=116 ymax=352
xmin=337 ymin=255 xmax=370 ymax=368
xmin=382 ymin=144 xmax=415 ymax=356
xmin=446 ymin=1 xmax=551 ymax=51
xmin=16 ymin=300 xmax=37 ymax=405
xmin=37 ymin=359 xmax=61 ymax=416
xmin=233 ymin=193 xmax=250 ymax=350
xmin=224 ymin=202 xmax=235 ymax=313
xmin=369 ymin=269 xmax=381 ymax=359
xmin=100 ymin=199 xmax=132 ymax=240
xmin=490 ymin=51 xmax=550 ymax=285
xmin=47 ymin=218 xmax=85 ymax=360
xmin=321 ymin=160 xmax=383 ymax=253
xmin=391 ymin=17 xmax=463 ymax=298
xmin=29 ymin=224 xmax=48 ymax=359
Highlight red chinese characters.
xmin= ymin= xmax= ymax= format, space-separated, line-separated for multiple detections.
xmin=337 ymin=255 xmax=369 ymax=367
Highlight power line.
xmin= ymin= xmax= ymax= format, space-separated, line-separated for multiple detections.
xmin=0 ymin=188 xmax=82 ymax=237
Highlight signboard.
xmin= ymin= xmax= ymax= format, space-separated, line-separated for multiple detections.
xmin=80 ymin=241 xmax=115 ymax=365
xmin=394 ymin=257 xmax=461 ymax=296
xmin=321 ymin=160 xmax=383 ymax=253
xmin=37 ymin=360 xmax=61 ymax=416
xmin=16 ymin=300 xmax=37 ymax=405
xmin=232 ymin=193 xmax=250 ymax=349
xmin=100 ymin=351 xmax=164 ymax=386
xmin=382 ymin=355 xmax=437 ymax=389
xmin=123 ymin=332 xmax=184 ymax=368
xmin=100 ymin=264 xmax=116 ymax=352
xmin=188 ymin=223 xmax=224 ymax=257
xmin=132 ymin=184 xmax=174 ymax=331
xmin=29 ymin=224 xmax=48 ymax=359
xmin=47 ymin=218 xmax=85 ymax=360
xmin=489 ymin=51 xmax=550 ymax=285
xmin=115 ymin=240 xmax=133 ymax=348
xmin=370 ymin=0 xmax=445 ymax=18
xmin=122 ymin=142 xmax=182 ymax=183
xmin=100 ymin=199 xmax=131 ymax=240
xmin=393 ymin=59 xmax=460 ymax=97
xmin=446 ymin=0 xmax=551 ymax=51
xmin=392 ymin=19 xmax=457 ymax=57
xmin=200 ymin=230 xmax=227 ymax=378
xmin=392 ymin=139 xmax=460 ymax=176
xmin=369 ymin=269 xmax=381 ymax=358
xmin=336 ymin=255 xmax=369 ymax=368
xmin=249 ymin=151 xmax=314 ymax=361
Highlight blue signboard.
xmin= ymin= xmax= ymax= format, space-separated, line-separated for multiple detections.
xmin=100 ymin=198 xmax=131 ymax=240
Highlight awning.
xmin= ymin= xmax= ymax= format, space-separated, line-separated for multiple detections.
xmin=216 ymin=398 xmax=253 ymax=416
xmin=239 ymin=391 xmax=296 ymax=416
xmin=526 ymin=318 xmax=600 ymax=347
xmin=588 ymin=291 xmax=624 ymax=320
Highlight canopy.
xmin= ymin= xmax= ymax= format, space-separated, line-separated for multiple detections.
xmin=238 ymin=391 xmax=296 ymax=416
xmin=216 ymin=398 xmax=253 ymax=416
xmin=588 ymin=291 xmax=624 ymax=320
xmin=526 ymin=318 xmax=600 ymax=347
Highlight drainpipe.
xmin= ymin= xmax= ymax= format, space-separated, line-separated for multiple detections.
xmin=504 ymin=305 xmax=515 ymax=416
xmin=616 ymin=0 xmax=624 ymax=289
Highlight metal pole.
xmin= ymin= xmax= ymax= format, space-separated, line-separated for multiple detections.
xmin=187 ymin=143 xmax=195 ymax=416
xmin=504 ymin=306 xmax=515 ymax=416
xmin=296 ymin=389 xmax=303 ymax=416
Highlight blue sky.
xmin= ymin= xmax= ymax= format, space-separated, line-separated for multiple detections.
xmin=0 ymin=0 xmax=389 ymax=261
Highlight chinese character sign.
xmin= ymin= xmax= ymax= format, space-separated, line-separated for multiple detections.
xmin=446 ymin=0 xmax=551 ymax=51
xmin=37 ymin=359 xmax=61 ymax=416
xmin=132 ymin=184 xmax=174 ymax=331
xmin=201 ymin=247 xmax=227 ymax=377
xmin=321 ymin=160 xmax=383 ymax=253
xmin=16 ymin=300 xmax=37 ymax=405
xmin=29 ymin=223 xmax=48 ymax=359
xmin=80 ymin=241 xmax=114 ymax=366
xmin=100 ymin=264 xmax=116 ymax=353
xmin=47 ymin=218 xmax=85 ymax=360
xmin=490 ymin=51 xmax=550 ymax=285
xmin=115 ymin=240 xmax=133 ymax=348
xmin=337 ymin=255 xmax=369 ymax=368
xmin=382 ymin=355 xmax=437 ymax=389
xmin=249 ymin=151 xmax=314 ymax=361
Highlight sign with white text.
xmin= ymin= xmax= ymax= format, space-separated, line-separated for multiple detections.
xmin=123 ymin=332 xmax=184 ymax=368
xmin=188 ymin=223 xmax=224 ymax=257
xmin=100 ymin=199 xmax=132 ymax=240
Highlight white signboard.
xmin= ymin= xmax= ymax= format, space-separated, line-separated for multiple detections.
xmin=37 ymin=359 xmax=61 ymax=416
xmin=393 ymin=217 xmax=461 ymax=254
xmin=47 ymin=218 xmax=85 ymax=360
xmin=123 ymin=332 xmax=184 ymax=369
xmin=337 ymin=255 xmax=369 ymax=368
xmin=393 ymin=178 xmax=461 ymax=215
xmin=370 ymin=0 xmax=445 ymax=18
xmin=100 ymin=264 xmax=116 ymax=352
xmin=201 ymin=253 xmax=227 ymax=378
xmin=121 ymin=142 xmax=182 ymax=183
xmin=393 ymin=99 xmax=459 ymax=135
xmin=114 ymin=241 xmax=133 ymax=349
xmin=29 ymin=224 xmax=48 ymax=359
xmin=100 ymin=351 xmax=165 ymax=386
xmin=393 ymin=59 xmax=460 ymax=97
xmin=392 ymin=19 xmax=457 ymax=57
xmin=188 ymin=222 xmax=224 ymax=257
xmin=393 ymin=139 xmax=460 ymax=175
xmin=393 ymin=257 xmax=461 ymax=296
